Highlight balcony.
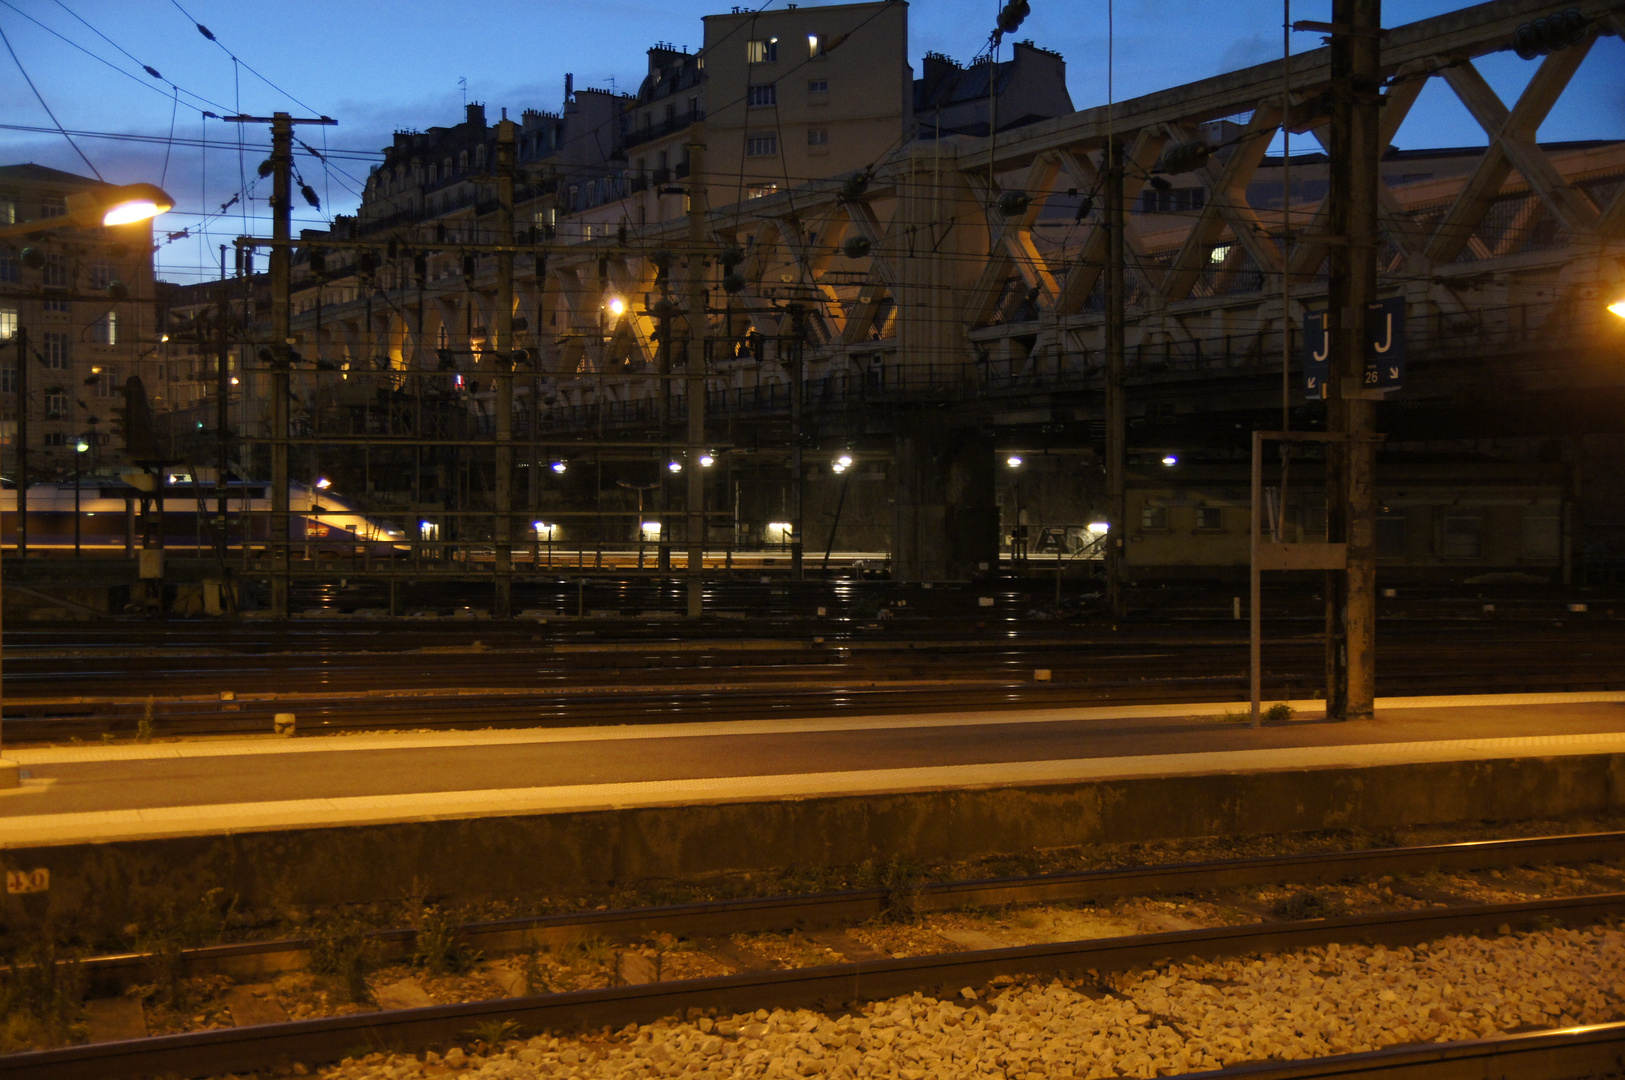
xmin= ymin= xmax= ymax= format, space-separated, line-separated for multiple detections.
xmin=625 ymin=109 xmax=704 ymax=151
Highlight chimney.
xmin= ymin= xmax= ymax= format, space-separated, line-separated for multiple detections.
xmin=466 ymin=101 xmax=486 ymax=128
xmin=564 ymin=73 xmax=574 ymax=102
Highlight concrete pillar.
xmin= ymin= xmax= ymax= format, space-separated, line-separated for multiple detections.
xmin=892 ymin=423 xmax=997 ymax=582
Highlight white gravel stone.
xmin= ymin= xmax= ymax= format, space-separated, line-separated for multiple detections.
xmin=293 ymin=926 xmax=1624 ymax=1080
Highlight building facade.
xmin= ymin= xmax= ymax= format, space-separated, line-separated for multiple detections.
xmin=0 ymin=163 xmax=158 ymax=478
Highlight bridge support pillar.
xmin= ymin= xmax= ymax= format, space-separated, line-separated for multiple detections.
xmin=892 ymin=422 xmax=997 ymax=582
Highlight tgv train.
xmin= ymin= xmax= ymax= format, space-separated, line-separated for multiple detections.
xmin=0 ymin=475 xmax=409 ymax=556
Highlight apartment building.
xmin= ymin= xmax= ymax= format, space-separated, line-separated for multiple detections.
xmin=0 ymin=163 xmax=158 ymax=476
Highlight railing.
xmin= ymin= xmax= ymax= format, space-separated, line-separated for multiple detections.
xmin=625 ymin=110 xmax=704 ymax=150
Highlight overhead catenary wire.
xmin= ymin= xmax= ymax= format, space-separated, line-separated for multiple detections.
xmin=0 ymin=19 xmax=102 ymax=179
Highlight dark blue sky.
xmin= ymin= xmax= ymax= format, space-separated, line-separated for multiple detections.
xmin=2 ymin=0 xmax=1619 ymax=283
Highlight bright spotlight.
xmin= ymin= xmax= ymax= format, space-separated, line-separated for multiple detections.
xmin=607 ymin=296 xmax=627 ymax=317
xmin=1006 ymin=455 xmax=1023 ymax=468
xmin=699 ymin=454 xmax=715 ymax=468
xmin=836 ymin=453 xmax=853 ymax=467
xmin=315 ymin=477 xmax=332 ymax=489
xmin=551 ymin=460 xmax=567 ymax=474
xmin=1088 ymin=521 xmax=1110 ymax=534
xmin=1161 ymin=454 xmax=1178 ymax=467
xmin=1610 ymin=298 xmax=1625 ymax=318
xmin=668 ymin=460 xmax=683 ymax=473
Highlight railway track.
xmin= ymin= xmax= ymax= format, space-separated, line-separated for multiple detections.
xmin=5 ymin=831 xmax=1623 ymax=1079
xmin=6 ymin=620 xmax=1625 ymax=739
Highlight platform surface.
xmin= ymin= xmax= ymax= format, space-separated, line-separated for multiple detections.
xmin=4 ymin=692 xmax=1624 ymax=848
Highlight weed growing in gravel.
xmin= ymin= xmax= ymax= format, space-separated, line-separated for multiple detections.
xmin=136 ymin=888 xmax=235 ymax=1010
xmin=1271 ymin=891 xmax=1332 ymax=920
xmin=518 ymin=945 xmax=550 ymax=995
xmin=412 ymin=906 xmax=481 ymax=975
xmin=466 ymin=1017 xmax=521 ymax=1048
xmin=308 ymin=916 xmax=379 ymax=1004
xmin=137 ymin=697 xmax=155 ymax=742
xmin=1264 ymin=702 xmax=1296 ymax=723
xmin=0 ymin=939 xmax=84 ymax=1053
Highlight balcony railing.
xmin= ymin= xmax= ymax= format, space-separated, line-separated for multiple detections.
xmin=625 ymin=109 xmax=703 ymax=150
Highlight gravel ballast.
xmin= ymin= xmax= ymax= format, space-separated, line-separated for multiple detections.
xmin=273 ymin=923 xmax=1625 ymax=1080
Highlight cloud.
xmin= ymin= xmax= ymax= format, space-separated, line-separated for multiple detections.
xmin=1215 ymin=33 xmax=1280 ymax=75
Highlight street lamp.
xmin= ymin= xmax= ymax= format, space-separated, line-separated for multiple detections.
xmin=74 ymin=438 xmax=90 ymax=557
xmin=1610 ymin=297 xmax=1625 ymax=318
xmin=0 ymin=182 xmax=175 ymax=240
xmin=0 ymin=179 xmax=174 ymax=789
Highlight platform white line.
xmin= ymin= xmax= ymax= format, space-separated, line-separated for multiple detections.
xmin=8 ymin=730 xmax=1625 ymax=849
xmin=10 ymin=691 xmax=1624 ymax=768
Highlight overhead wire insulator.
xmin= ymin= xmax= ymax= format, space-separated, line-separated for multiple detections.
xmin=300 ymin=184 xmax=321 ymax=209
xmin=997 ymin=0 xmax=1031 ymax=35
xmin=842 ymin=236 xmax=872 ymax=259
xmin=257 ymin=159 xmax=274 ymax=178
xmin=722 ymin=272 xmax=747 ymax=294
xmin=1512 ymin=10 xmax=1587 ymax=59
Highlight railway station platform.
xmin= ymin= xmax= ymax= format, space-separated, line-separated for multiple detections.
xmin=3 ymin=691 xmax=1624 ymax=935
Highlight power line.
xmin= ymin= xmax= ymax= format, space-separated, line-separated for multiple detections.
xmin=0 ymin=20 xmax=102 ymax=179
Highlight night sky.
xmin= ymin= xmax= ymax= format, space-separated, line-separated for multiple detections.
xmin=2 ymin=0 xmax=1620 ymax=283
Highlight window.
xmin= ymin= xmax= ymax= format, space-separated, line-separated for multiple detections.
xmin=807 ymin=127 xmax=829 ymax=148
xmin=1 ymin=362 xmax=13 ymax=393
xmin=1140 ymin=505 xmax=1168 ymax=531
xmin=475 ymin=146 xmax=487 ymax=169
xmin=0 ymin=199 xmax=13 ymax=224
xmin=747 ymin=84 xmax=777 ymax=107
xmin=1440 ymin=514 xmax=1483 ymax=559
xmin=92 ymin=311 xmax=118 ymax=345
xmin=40 ymin=200 xmax=65 ymax=219
xmin=1138 ymin=187 xmax=1206 ymax=214
xmin=43 ymin=297 xmax=70 ymax=313
xmin=746 ymin=37 xmax=778 ymax=63
xmin=96 ymin=370 xmax=120 ymax=397
xmin=746 ymin=131 xmax=778 ymax=157
xmin=1376 ymin=513 xmax=1406 ymax=559
xmin=44 ymin=391 xmax=67 ymax=419
xmin=808 ymin=33 xmax=823 ymax=57
xmin=43 ymin=253 xmax=70 ymax=288
xmin=0 ymin=250 xmax=16 ymax=283
xmin=1195 ymin=506 xmax=1223 ymax=531
xmin=1522 ymin=515 xmax=1561 ymax=560
xmin=747 ymin=183 xmax=779 ymax=200
xmin=42 ymin=332 xmax=69 ymax=370
xmin=0 ymin=308 xmax=15 ymax=338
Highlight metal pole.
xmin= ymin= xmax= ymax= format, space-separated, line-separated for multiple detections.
xmin=1104 ymin=142 xmax=1127 ymax=619
xmin=685 ymin=127 xmax=707 ymax=617
xmin=218 ymin=244 xmax=231 ymax=566
xmin=73 ymin=445 xmax=81 ymax=556
xmin=16 ymin=325 xmax=26 ymax=558
xmin=269 ymin=112 xmax=293 ymax=618
xmin=1250 ymin=431 xmax=1263 ymax=727
xmin=1325 ymin=0 xmax=1381 ymax=721
xmin=789 ymin=305 xmax=805 ymax=581
xmin=494 ymin=116 xmax=516 ymax=618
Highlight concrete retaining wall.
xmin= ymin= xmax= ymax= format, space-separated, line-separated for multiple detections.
xmin=4 ymin=753 xmax=1623 ymax=946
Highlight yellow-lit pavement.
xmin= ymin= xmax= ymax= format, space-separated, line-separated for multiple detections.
xmin=4 ymin=692 xmax=1624 ymax=849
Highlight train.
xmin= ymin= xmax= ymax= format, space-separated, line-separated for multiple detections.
xmin=0 ymin=474 xmax=410 ymax=557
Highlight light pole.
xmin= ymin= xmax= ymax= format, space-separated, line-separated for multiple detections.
xmin=74 ymin=437 xmax=90 ymax=557
xmin=0 ymin=182 xmax=175 ymax=789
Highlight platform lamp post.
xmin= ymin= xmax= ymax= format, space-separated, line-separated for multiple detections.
xmin=73 ymin=436 xmax=90 ymax=556
xmin=0 ymin=182 xmax=174 ymax=789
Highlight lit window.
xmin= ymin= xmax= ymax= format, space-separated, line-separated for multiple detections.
xmin=747 ymin=184 xmax=779 ymax=200
xmin=808 ymin=33 xmax=822 ymax=57
xmin=746 ymin=37 xmax=778 ymax=63
xmin=92 ymin=311 xmax=118 ymax=345
xmin=747 ymin=84 xmax=777 ymax=107
xmin=0 ymin=308 xmax=15 ymax=338
xmin=807 ymin=127 xmax=829 ymax=147
xmin=746 ymin=132 xmax=778 ymax=157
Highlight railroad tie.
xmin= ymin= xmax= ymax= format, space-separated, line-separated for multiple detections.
xmin=84 ymin=997 xmax=148 ymax=1042
xmin=226 ymin=985 xmax=290 ymax=1027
